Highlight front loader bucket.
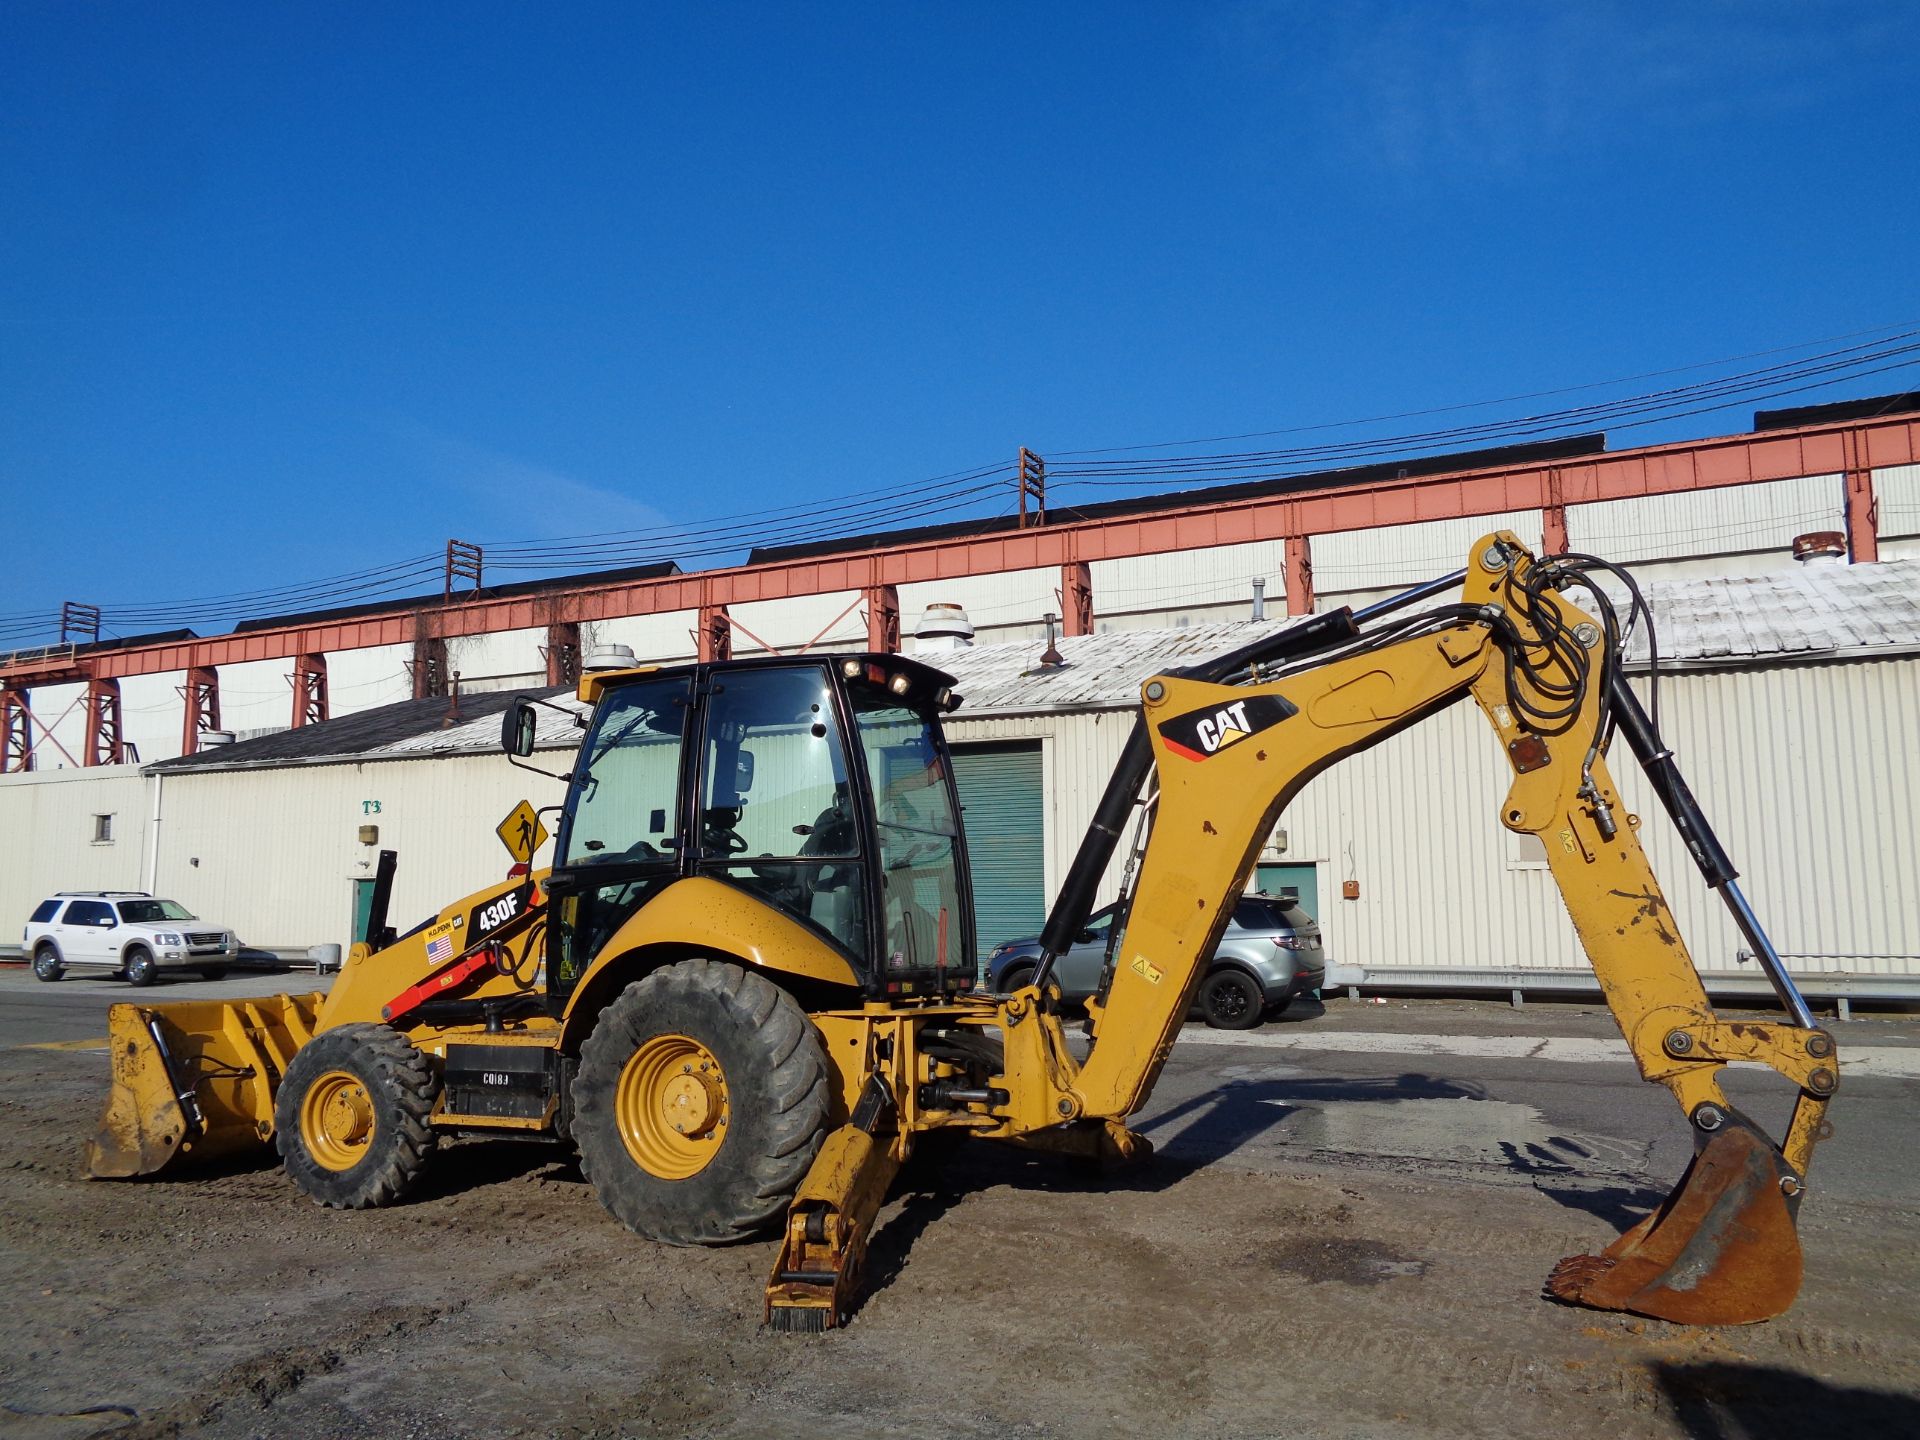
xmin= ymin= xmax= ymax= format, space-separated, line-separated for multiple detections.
xmin=87 ymin=993 xmax=326 ymax=1179
xmin=1547 ymin=1115 xmax=1803 ymax=1326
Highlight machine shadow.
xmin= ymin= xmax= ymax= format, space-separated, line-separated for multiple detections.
xmin=1652 ymin=1362 xmax=1920 ymax=1439
xmin=413 ymin=1136 xmax=576 ymax=1201
xmin=1133 ymin=1071 xmax=1484 ymax=1181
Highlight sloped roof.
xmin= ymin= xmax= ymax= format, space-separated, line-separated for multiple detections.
xmin=936 ymin=558 xmax=1920 ymax=715
xmin=146 ymin=686 xmax=583 ymax=774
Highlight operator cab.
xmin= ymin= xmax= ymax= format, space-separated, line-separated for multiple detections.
xmin=513 ymin=654 xmax=974 ymax=1006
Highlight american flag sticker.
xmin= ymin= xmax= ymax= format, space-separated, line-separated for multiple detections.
xmin=425 ymin=923 xmax=456 ymax=966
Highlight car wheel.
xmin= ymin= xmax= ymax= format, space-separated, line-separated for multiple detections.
xmin=32 ymin=945 xmax=64 ymax=982
xmin=198 ymin=967 xmax=228 ymax=982
xmin=276 ymin=1023 xmax=440 ymax=1208
xmin=998 ymin=963 xmax=1036 ymax=994
xmin=573 ymin=958 xmax=829 ymax=1245
xmin=123 ymin=948 xmax=158 ymax=987
xmin=1199 ymin=968 xmax=1263 ymax=1030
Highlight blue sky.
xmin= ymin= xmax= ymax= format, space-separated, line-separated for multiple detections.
xmin=3 ymin=3 xmax=1917 ymax=642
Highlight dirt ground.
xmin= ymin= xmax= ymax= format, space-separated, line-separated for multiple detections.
xmin=3 ymin=1045 xmax=1918 ymax=1440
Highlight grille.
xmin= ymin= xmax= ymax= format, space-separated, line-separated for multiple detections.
xmin=185 ymin=932 xmax=225 ymax=946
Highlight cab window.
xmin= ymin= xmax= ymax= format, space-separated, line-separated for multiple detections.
xmin=697 ymin=665 xmax=867 ymax=961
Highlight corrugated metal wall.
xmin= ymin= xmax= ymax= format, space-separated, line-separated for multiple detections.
xmin=0 ymin=766 xmax=151 ymax=923
xmin=1879 ymin=463 xmax=1920 ymax=540
xmin=951 ymin=656 xmax=1920 ymax=979
xmin=146 ymin=755 xmax=569 ymax=949
xmin=1568 ymin=476 xmax=1840 ymax=563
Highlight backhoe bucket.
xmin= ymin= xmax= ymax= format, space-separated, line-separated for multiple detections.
xmin=87 ymin=993 xmax=326 ymax=1179
xmin=1547 ymin=1116 xmax=1803 ymax=1326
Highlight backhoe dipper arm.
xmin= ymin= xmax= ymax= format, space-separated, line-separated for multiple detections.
xmin=1029 ymin=532 xmax=1832 ymax=1325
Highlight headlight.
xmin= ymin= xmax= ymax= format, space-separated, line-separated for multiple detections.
xmin=155 ymin=931 xmax=182 ymax=946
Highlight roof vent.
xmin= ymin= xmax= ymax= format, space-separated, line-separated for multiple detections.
xmin=198 ymin=730 xmax=236 ymax=747
xmin=583 ymin=643 xmax=639 ymax=671
xmin=1791 ymin=531 xmax=1848 ymax=565
xmin=915 ymin=603 xmax=974 ymax=654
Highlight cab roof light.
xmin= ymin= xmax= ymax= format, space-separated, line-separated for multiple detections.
xmin=888 ymin=672 xmax=912 ymax=696
xmin=841 ymin=659 xmax=862 ymax=678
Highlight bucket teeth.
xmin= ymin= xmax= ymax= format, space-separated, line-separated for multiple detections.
xmin=1547 ymin=1116 xmax=1803 ymax=1326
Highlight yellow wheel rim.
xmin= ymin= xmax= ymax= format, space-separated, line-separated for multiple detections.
xmin=300 ymin=1069 xmax=377 ymax=1172
xmin=615 ymin=1034 xmax=729 ymax=1180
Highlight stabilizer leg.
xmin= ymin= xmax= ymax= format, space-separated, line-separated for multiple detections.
xmin=765 ymin=1074 xmax=900 ymax=1332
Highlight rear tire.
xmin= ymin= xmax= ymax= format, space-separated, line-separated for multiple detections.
xmin=275 ymin=1023 xmax=439 ymax=1208
xmin=32 ymin=946 xmax=63 ymax=982
xmin=1199 ymin=968 xmax=1263 ymax=1030
xmin=123 ymin=948 xmax=157 ymax=988
xmin=573 ymin=958 xmax=829 ymax=1246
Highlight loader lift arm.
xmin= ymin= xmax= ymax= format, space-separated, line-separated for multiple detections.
xmin=767 ymin=533 xmax=1835 ymax=1329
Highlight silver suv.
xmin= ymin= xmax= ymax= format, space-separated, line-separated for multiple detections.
xmin=985 ymin=892 xmax=1325 ymax=1029
xmin=24 ymin=892 xmax=241 ymax=986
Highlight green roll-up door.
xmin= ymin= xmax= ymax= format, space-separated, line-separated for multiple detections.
xmin=951 ymin=742 xmax=1046 ymax=969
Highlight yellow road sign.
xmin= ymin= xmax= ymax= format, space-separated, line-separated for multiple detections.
xmin=496 ymin=800 xmax=549 ymax=863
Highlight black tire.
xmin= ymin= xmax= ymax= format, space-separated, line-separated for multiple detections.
xmin=197 ymin=967 xmax=229 ymax=982
xmin=998 ymin=963 xmax=1036 ymax=995
xmin=123 ymin=948 xmax=158 ymax=988
xmin=1199 ymin=968 xmax=1264 ymax=1030
xmin=275 ymin=1022 xmax=440 ymax=1208
xmin=573 ymin=958 xmax=829 ymax=1246
xmin=32 ymin=945 xmax=64 ymax=982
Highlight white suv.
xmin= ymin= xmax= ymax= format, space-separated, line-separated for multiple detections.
xmin=24 ymin=892 xmax=242 ymax=986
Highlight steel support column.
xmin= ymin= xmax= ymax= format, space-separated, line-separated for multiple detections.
xmin=864 ymin=585 xmax=900 ymax=653
xmin=1284 ymin=535 xmax=1315 ymax=615
xmin=1542 ymin=468 xmax=1569 ymax=555
xmin=1 ymin=688 xmax=31 ymax=772
xmin=292 ymin=653 xmax=328 ymax=728
xmin=545 ymin=621 xmax=582 ymax=686
xmin=180 ymin=667 xmax=219 ymax=756
xmin=1060 ymin=561 xmax=1094 ymax=636
xmin=1843 ymin=429 xmax=1879 ymax=563
xmin=87 ymin=679 xmax=126 ymax=766
xmin=411 ymin=634 xmax=449 ymax=699
xmin=698 ymin=605 xmax=732 ymax=663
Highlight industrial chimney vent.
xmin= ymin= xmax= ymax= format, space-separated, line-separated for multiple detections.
xmin=1791 ymin=531 xmax=1847 ymax=565
xmin=584 ymin=643 xmax=639 ymax=671
xmin=915 ymin=603 xmax=975 ymax=654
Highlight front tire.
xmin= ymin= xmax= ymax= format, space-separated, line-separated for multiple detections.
xmin=573 ymin=959 xmax=829 ymax=1246
xmin=197 ymin=967 xmax=229 ymax=982
xmin=32 ymin=946 xmax=63 ymax=982
xmin=1199 ymin=968 xmax=1264 ymax=1030
xmin=275 ymin=1023 xmax=439 ymax=1208
xmin=123 ymin=948 xmax=157 ymax=987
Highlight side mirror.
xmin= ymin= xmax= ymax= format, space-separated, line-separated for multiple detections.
xmin=501 ymin=700 xmax=538 ymax=758
xmin=1075 ymin=927 xmax=1097 ymax=944
xmin=735 ymin=749 xmax=756 ymax=794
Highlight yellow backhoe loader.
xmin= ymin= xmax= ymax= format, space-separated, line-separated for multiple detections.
xmin=88 ymin=535 xmax=1837 ymax=1331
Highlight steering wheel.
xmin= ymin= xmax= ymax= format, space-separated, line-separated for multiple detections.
xmin=704 ymin=823 xmax=749 ymax=856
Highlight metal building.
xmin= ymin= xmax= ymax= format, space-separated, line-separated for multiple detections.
xmin=5 ymin=557 xmax=1914 ymax=1011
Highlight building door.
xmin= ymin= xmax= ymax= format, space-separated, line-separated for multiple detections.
xmin=352 ymin=879 xmax=376 ymax=946
xmin=950 ymin=742 xmax=1045 ymax=971
xmin=1255 ymin=862 xmax=1320 ymax=919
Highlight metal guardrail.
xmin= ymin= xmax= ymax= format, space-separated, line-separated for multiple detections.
xmin=1325 ymin=963 xmax=1920 ymax=1021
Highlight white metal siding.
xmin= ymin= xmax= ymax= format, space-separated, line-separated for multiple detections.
xmin=1567 ymin=476 xmax=1840 ymax=564
xmin=1314 ymin=512 xmax=1543 ymax=596
xmin=1878 ymin=463 xmax=1920 ymax=540
xmin=0 ymin=766 xmax=152 ymax=924
xmin=948 ymin=657 xmax=1920 ymax=979
xmin=147 ymin=755 xmax=570 ymax=950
